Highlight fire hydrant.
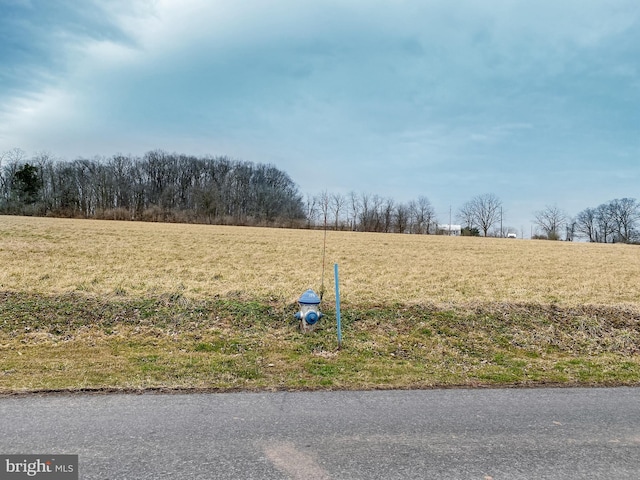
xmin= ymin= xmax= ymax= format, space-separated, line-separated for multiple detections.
xmin=294 ymin=289 xmax=323 ymax=332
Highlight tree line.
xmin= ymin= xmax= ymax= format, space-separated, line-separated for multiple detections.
xmin=1 ymin=148 xmax=638 ymax=243
xmin=0 ymin=149 xmax=305 ymax=226
xmin=573 ymin=198 xmax=640 ymax=243
xmin=457 ymin=195 xmax=640 ymax=243
xmin=1 ymin=148 xmax=441 ymax=234
xmin=305 ymin=191 xmax=437 ymax=234
xmin=306 ymin=191 xmax=640 ymax=243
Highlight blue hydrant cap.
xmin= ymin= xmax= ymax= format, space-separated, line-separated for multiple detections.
xmin=298 ymin=289 xmax=321 ymax=305
xmin=305 ymin=311 xmax=319 ymax=325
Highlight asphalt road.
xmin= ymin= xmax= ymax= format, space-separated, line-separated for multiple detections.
xmin=1 ymin=387 xmax=639 ymax=479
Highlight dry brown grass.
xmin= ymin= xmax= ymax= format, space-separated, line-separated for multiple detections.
xmin=2 ymin=215 xmax=640 ymax=393
xmin=1 ymin=215 xmax=639 ymax=309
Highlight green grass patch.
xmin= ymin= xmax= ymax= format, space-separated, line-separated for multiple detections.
xmin=1 ymin=291 xmax=640 ymax=393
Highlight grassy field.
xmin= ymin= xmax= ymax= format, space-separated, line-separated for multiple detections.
xmin=1 ymin=215 xmax=640 ymax=393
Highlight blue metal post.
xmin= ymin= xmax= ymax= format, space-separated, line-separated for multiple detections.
xmin=334 ymin=263 xmax=342 ymax=348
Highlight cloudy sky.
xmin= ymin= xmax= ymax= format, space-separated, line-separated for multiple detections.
xmin=1 ymin=0 xmax=638 ymax=233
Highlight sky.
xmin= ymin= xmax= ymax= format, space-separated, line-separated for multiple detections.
xmin=1 ymin=0 xmax=639 ymax=234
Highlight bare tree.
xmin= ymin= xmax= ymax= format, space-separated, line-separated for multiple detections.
xmin=370 ymin=194 xmax=385 ymax=232
xmin=382 ymin=197 xmax=394 ymax=233
xmin=534 ymin=205 xmax=567 ymax=240
xmin=595 ymin=203 xmax=615 ymax=243
xmin=459 ymin=193 xmax=502 ymax=237
xmin=575 ymin=207 xmax=598 ymax=242
xmin=348 ymin=191 xmax=360 ymax=231
xmin=1 ymin=148 xmax=28 ymax=212
xmin=394 ymin=202 xmax=410 ymax=233
xmin=330 ymin=192 xmax=346 ymax=230
xmin=565 ymin=218 xmax=577 ymax=242
xmin=317 ymin=190 xmax=330 ymax=228
xmin=457 ymin=202 xmax=476 ymax=232
xmin=410 ymin=196 xmax=436 ymax=234
xmin=609 ymin=198 xmax=639 ymax=243
xmin=578 ymin=199 xmax=640 ymax=243
xmin=110 ymin=154 xmax=135 ymax=213
xmin=6 ymin=148 xmax=27 ymax=164
xmin=357 ymin=193 xmax=388 ymax=232
xmin=32 ymin=151 xmax=57 ymax=215
xmin=359 ymin=192 xmax=373 ymax=231
xmin=0 ymin=150 xmax=6 ymax=207
xmin=305 ymin=194 xmax=318 ymax=228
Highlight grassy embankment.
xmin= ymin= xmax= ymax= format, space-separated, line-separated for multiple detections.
xmin=1 ymin=215 xmax=639 ymax=393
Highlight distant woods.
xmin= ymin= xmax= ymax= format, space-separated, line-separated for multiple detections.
xmin=1 ymin=148 xmax=639 ymax=242
xmin=0 ymin=148 xmax=440 ymax=234
xmin=0 ymin=149 xmax=305 ymax=226
xmin=306 ymin=190 xmax=437 ymax=234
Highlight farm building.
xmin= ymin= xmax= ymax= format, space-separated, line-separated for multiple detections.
xmin=437 ymin=224 xmax=462 ymax=236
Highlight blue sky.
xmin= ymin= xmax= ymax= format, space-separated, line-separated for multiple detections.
xmin=1 ymin=0 xmax=638 ymax=233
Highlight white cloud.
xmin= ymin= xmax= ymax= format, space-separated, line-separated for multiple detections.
xmin=0 ymin=0 xmax=638 ymax=230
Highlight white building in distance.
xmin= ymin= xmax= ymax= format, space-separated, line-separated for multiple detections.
xmin=437 ymin=224 xmax=462 ymax=236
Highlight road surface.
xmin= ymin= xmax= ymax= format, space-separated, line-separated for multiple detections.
xmin=1 ymin=387 xmax=639 ymax=479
